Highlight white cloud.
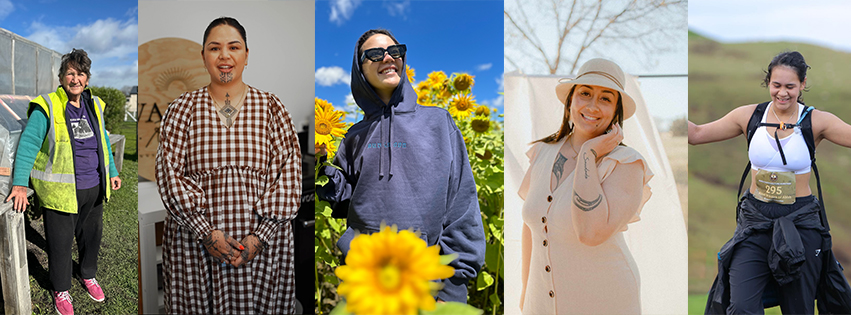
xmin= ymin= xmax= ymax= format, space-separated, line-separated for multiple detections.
xmin=91 ymin=60 xmax=138 ymax=89
xmin=476 ymin=63 xmax=493 ymax=71
xmin=384 ymin=0 xmax=411 ymax=18
xmin=27 ymin=18 xmax=137 ymax=60
xmin=315 ymin=66 xmax=351 ymax=86
xmin=125 ymin=6 xmax=138 ymax=18
xmin=343 ymin=94 xmax=358 ymax=112
xmin=490 ymin=75 xmax=504 ymax=108
xmin=330 ymin=0 xmax=361 ymax=26
xmin=0 ymin=0 xmax=14 ymax=21
xmin=24 ymin=17 xmax=138 ymax=88
xmin=490 ymin=95 xmax=504 ymax=108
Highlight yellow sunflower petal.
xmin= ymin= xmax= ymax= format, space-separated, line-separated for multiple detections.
xmin=333 ymin=224 xmax=456 ymax=315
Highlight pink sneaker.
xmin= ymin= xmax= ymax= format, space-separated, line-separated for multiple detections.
xmin=53 ymin=290 xmax=73 ymax=315
xmin=81 ymin=278 xmax=105 ymax=302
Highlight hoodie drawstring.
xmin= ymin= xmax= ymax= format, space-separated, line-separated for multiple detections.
xmin=379 ymin=105 xmax=394 ymax=179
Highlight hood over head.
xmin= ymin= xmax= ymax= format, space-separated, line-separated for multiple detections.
xmin=349 ymin=35 xmax=419 ymax=179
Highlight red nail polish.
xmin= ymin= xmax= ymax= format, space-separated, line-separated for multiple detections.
xmin=239 ymin=245 xmax=244 ymax=250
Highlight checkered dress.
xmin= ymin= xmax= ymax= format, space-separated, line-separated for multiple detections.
xmin=155 ymin=85 xmax=301 ymax=314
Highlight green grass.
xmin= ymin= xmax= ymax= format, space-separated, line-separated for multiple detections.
xmin=26 ymin=120 xmax=138 ymax=314
xmin=689 ymin=36 xmax=851 ymax=293
xmin=689 ymin=294 xmax=784 ymax=315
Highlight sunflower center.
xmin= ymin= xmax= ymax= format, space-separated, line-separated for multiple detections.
xmin=316 ymin=121 xmax=332 ymax=135
xmin=378 ymin=265 xmax=402 ymax=290
xmin=455 ymin=100 xmax=471 ymax=111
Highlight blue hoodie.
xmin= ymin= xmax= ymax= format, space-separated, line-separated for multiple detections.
xmin=318 ymin=40 xmax=485 ymax=302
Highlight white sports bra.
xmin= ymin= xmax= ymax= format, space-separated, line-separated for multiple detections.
xmin=749 ymin=102 xmax=812 ymax=175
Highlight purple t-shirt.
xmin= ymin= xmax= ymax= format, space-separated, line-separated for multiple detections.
xmin=66 ymin=100 xmax=100 ymax=189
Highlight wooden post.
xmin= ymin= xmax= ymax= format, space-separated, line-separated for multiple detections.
xmin=0 ymin=190 xmax=32 ymax=315
xmin=109 ymin=134 xmax=126 ymax=173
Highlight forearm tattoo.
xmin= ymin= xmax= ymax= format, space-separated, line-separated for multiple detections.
xmin=573 ymin=192 xmax=602 ymax=212
xmin=220 ymin=71 xmax=233 ymax=83
xmin=552 ymin=152 xmax=568 ymax=183
xmin=583 ymin=152 xmax=590 ymax=179
xmin=590 ymin=148 xmax=598 ymax=159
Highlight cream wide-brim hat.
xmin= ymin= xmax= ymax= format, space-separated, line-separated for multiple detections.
xmin=555 ymin=58 xmax=637 ymax=120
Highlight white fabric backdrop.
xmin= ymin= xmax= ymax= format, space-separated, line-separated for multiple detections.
xmin=503 ymin=72 xmax=688 ymax=314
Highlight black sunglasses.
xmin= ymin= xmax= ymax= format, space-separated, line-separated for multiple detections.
xmin=360 ymin=44 xmax=407 ymax=63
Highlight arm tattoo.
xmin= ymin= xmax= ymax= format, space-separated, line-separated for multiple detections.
xmin=590 ymin=149 xmax=598 ymax=159
xmin=573 ymin=192 xmax=603 ymax=211
xmin=583 ymin=152 xmax=590 ymax=179
xmin=552 ymin=152 xmax=568 ymax=183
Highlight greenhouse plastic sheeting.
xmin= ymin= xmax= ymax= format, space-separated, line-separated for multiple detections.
xmin=0 ymin=95 xmax=32 ymax=195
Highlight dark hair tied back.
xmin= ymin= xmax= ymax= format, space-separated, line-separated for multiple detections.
xmin=763 ymin=51 xmax=810 ymax=101
xmin=58 ymin=48 xmax=92 ymax=81
xmin=356 ymin=29 xmax=400 ymax=66
xmin=203 ymin=17 xmax=248 ymax=50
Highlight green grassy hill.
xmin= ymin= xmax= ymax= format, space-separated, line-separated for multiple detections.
xmin=688 ymin=29 xmax=851 ymax=296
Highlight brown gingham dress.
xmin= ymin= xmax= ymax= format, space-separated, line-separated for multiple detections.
xmin=155 ymin=85 xmax=301 ymax=314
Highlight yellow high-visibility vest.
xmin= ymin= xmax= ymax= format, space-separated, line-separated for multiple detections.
xmin=29 ymin=86 xmax=112 ymax=213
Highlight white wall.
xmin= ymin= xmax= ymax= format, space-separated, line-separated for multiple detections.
xmin=138 ymin=0 xmax=315 ymax=132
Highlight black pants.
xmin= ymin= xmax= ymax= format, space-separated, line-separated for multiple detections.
xmin=43 ymin=184 xmax=104 ymax=292
xmin=727 ymin=195 xmax=824 ymax=314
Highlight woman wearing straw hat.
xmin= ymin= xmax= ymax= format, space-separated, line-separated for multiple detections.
xmin=518 ymin=58 xmax=653 ymax=314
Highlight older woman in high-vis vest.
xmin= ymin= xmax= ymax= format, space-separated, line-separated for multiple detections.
xmin=4 ymin=48 xmax=121 ymax=315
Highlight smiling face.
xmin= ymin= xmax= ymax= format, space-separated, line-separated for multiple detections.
xmin=360 ymin=34 xmax=404 ymax=97
xmin=202 ymin=24 xmax=248 ymax=85
xmin=569 ymin=85 xmax=619 ymax=137
xmin=769 ymin=65 xmax=805 ymax=111
xmin=61 ymin=66 xmax=89 ymax=101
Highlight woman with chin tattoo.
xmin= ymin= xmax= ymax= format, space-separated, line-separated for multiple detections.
xmin=155 ymin=16 xmax=301 ymax=314
xmin=691 ymin=51 xmax=851 ymax=314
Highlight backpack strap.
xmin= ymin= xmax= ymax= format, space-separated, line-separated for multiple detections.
xmin=798 ymin=106 xmax=829 ymax=230
xmin=737 ymin=102 xmax=770 ymax=202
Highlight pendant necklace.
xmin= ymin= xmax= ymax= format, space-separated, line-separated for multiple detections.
xmin=772 ymin=103 xmax=796 ymax=130
xmin=211 ymin=84 xmax=247 ymax=128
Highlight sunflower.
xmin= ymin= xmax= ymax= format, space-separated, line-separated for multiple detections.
xmin=335 ymin=225 xmax=455 ymax=315
xmin=416 ymin=89 xmax=436 ymax=107
xmin=315 ymin=101 xmax=347 ymax=145
xmin=316 ymin=139 xmax=339 ymax=160
xmin=315 ymin=97 xmax=333 ymax=111
xmin=453 ymin=73 xmax=474 ymax=91
xmin=406 ymin=65 xmax=415 ymax=84
xmin=475 ymin=105 xmax=490 ymax=117
xmin=471 ymin=115 xmax=491 ymax=134
xmin=426 ymin=71 xmax=447 ymax=90
xmin=449 ymin=93 xmax=476 ymax=119
xmin=416 ymin=80 xmax=430 ymax=93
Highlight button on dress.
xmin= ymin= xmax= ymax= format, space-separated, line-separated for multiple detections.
xmin=519 ymin=139 xmax=653 ymax=314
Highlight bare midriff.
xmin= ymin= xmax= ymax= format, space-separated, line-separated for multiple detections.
xmin=749 ymin=169 xmax=812 ymax=198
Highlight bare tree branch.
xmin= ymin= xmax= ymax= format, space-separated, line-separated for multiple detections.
xmin=505 ymin=0 xmax=687 ymax=75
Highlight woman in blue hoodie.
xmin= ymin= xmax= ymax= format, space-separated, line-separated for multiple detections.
xmin=318 ymin=29 xmax=485 ymax=302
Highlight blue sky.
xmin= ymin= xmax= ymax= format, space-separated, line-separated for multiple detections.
xmin=0 ymin=0 xmax=138 ymax=90
xmin=690 ymin=0 xmax=851 ymax=53
xmin=315 ymin=0 xmax=504 ymax=122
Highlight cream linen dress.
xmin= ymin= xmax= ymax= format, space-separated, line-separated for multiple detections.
xmin=519 ymin=139 xmax=653 ymax=314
